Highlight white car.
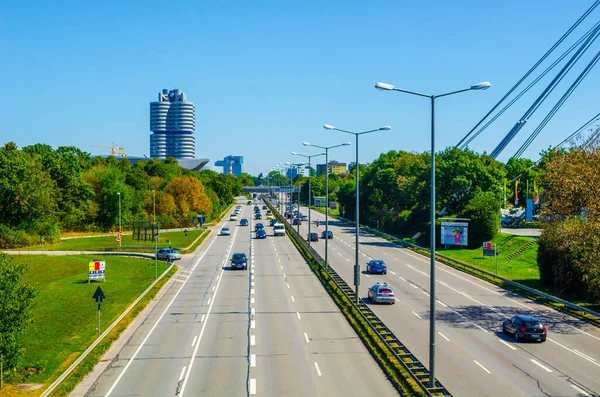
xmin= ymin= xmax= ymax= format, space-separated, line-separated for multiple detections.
xmin=221 ymin=226 xmax=231 ymax=236
xmin=273 ymin=224 xmax=285 ymax=236
xmin=230 ymin=214 xmax=238 ymax=221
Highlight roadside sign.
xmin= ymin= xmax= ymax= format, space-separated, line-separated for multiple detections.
xmin=483 ymin=242 xmax=495 ymax=257
xmin=92 ymin=286 xmax=106 ymax=338
xmin=88 ymin=260 xmax=106 ymax=282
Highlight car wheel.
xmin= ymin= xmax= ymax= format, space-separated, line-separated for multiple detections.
xmin=514 ymin=331 xmax=519 ymax=342
xmin=540 ymin=337 xmax=546 ymax=342
xmin=502 ymin=325 xmax=507 ymax=334
xmin=383 ymin=271 xmax=387 ymax=275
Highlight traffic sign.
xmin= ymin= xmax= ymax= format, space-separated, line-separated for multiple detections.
xmin=92 ymin=286 xmax=105 ymax=304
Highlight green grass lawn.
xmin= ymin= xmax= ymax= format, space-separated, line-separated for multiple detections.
xmin=437 ymin=233 xmax=540 ymax=288
xmin=22 ymin=229 xmax=205 ymax=253
xmin=8 ymin=254 xmax=172 ymax=386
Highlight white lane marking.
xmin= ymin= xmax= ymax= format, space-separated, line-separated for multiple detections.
xmin=565 ymin=324 xmax=600 ymax=342
xmin=251 ymin=320 xmax=256 ymax=329
xmin=398 ymin=276 xmax=407 ymax=281
xmin=314 ymin=362 xmax=322 ymax=376
xmin=304 ymin=332 xmax=310 ymax=343
xmin=395 ymin=298 xmax=400 ymax=302
xmin=474 ymin=324 xmax=488 ymax=333
xmin=530 ymin=359 xmax=553 ymax=373
xmin=437 ymin=300 xmax=448 ymax=307
xmin=573 ymin=349 xmax=596 ymax=362
xmin=438 ymin=332 xmax=450 ymax=342
xmin=251 ymin=307 xmax=256 ymax=315
xmin=212 ymin=286 xmax=216 ymax=291
xmin=179 ymin=366 xmax=186 ymax=381
xmin=296 ymin=312 xmax=302 ymax=320
xmin=497 ymin=338 xmax=517 ymax=350
xmin=474 ymin=360 xmax=491 ymax=374
xmin=251 ymin=281 xmax=255 ymax=287
xmin=172 ymin=279 xmax=185 ymax=283
xmin=200 ymin=314 xmax=206 ymax=323
xmin=207 ymin=298 xmax=211 ymax=305
xmin=250 ymin=335 xmax=255 ymax=346
xmin=250 ymin=354 xmax=256 ymax=367
xmin=410 ymin=284 xmax=418 ymax=289
xmin=571 ymin=384 xmax=591 ymax=396
xmin=251 ymin=297 xmax=255 ymax=304
xmin=291 ymin=296 xmax=295 ymax=302
xmin=393 ymin=257 xmax=398 ymax=260
xmin=287 ymin=283 xmax=291 ymax=289
xmin=383 ymin=252 xmax=388 ymax=255
xmin=365 ymin=274 xmax=370 ymax=278
xmin=283 ymin=273 xmax=286 ymax=278
xmin=412 ymin=311 xmax=422 ymax=319
xmin=548 ymin=338 xmax=600 ymax=368
xmin=251 ymin=288 xmax=255 ymax=294
xmin=346 ymin=258 xmax=350 ymax=262
xmin=191 ymin=336 xmax=197 ymax=347
xmin=251 ymin=274 xmax=254 ymax=280
xmin=390 ymin=270 xmax=397 ymax=275
xmin=422 ymin=291 xmax=430 ymax=297
xmin=250 ymin=378 xmax=256 ymax=395
xmin=280 ymin=265 xmax=283 ymax=269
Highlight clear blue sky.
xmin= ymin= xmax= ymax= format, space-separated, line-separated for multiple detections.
xmin=2 ymin=1 xmax=599 ymax=176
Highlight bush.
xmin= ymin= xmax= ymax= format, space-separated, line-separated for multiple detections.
xmin=460 ymin=192 xmax=500 ymax=248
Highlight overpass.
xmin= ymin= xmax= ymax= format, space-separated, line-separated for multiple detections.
xmin=242 ymin=186 xmax=298 ymax=193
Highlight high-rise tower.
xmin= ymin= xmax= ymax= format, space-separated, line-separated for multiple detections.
xmin=150 ymin=89 xmax=195 ymax=159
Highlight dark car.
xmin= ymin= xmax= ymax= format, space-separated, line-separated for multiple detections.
xmin=240 ymin=218 xmax=249 ymax=226
xmin=254 ymin=206 xmax=260 ymax=212
xmin=255 ymin=213 xmax=262 ymax=220
xmin=255 ymin=223 xmax=264 ymax=231
xmin=270 ymin=218 xmax=278 ymax=226
xmin=231 ymin=252 xmax=248 ymax=270
xmin=292 ymin=218 xmax=302 ymax=225
xmin=321 ymin=230 xmax=334 ymax=239
xmin=262 ymin=205 xmax=267 ymax=210
xmin=309 ymin=232 xmax=319 ymax=242
xmin=368 ymin=282 xmax=395 ymax=304
xmin=367 ymin=260 xmax=387 ymax=274
xmin=247 ymin=200 xmax=252 ymax=205
xmin=256 ymin=229 xmax=267 ymax=239
xmin=502 ymin=315 xmax=547 ymax=342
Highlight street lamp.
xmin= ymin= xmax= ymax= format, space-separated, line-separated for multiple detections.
xmin=303 ymin=141 xmax=351 ymax=268
xmin=117 ymin=192 xmax=121 ymax=251
xmin=292 ymin=151 xmax=325 ymax=247
xmin=290 ymin=162 xmax=306 ymax=235
xmin=153 ymin=190 xmax=157 ymax=279
xmin=375 ymin=79 xmax=491 ymax=388
xmin=324 ymin=124 xmax=391 ymax=303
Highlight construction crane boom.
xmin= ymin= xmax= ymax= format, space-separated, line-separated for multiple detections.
xmin=90 ymin=142 xmax=128 ymax=157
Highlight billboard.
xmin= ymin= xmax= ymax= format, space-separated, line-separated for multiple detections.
xmin=440 ymin=222 xmax=468 ymax=246
xmin=483 ymin=241 xmax=495 ymax=257
xmin=89 ymin=260 xmax=106 ymax=281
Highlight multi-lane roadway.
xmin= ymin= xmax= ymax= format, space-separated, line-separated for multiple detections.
xmin=81 ymin=199 xmax=398 ymax=397
xmin=283 ymin=197 xmax=600 ymax=397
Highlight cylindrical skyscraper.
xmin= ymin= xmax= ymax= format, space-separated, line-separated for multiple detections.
xmin=150 ymin=89 xmax=195 ymax=159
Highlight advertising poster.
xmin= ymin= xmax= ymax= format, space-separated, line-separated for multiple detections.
xmin=88 ymin=260 xmax=106 ymax=281
xmin=441 ymin=222 xmax=468 ymax=246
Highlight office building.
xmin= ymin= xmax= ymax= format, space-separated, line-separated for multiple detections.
xmin=150 ymin=89 xmax=195 ymax=159
xmin=215 ymin=155 xmax=244 ymax=176
xmin=316 ymin=161 xmax=347 ymax=176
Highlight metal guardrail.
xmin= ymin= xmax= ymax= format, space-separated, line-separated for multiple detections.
xmin=267 ymin=199 xmax=451 ymax=397
xmin=363 ymin=226 xmax=600 ymax=320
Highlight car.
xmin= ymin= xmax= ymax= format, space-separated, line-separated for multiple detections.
xmin=254 ymin=206 xmax=260 ymax=212
xmin=230 ymin=252 xmax=248 ymax=270
xmin=273 ymin=224 xmax=286 ymax=236
xmin=247 ymin=200 xmax=252 ymax=205
xmin=156 ymin=248 xmax=182 ymax=261
xmin=368 ymin=283 xmax=395 ymax=304
xmin=266 ymin=214 xmax=273 ymax=219
xmin=230 ymin=214 xmax=238 ymax=221
xmin=220 ymin=226 xmax=231 ymax=236
xmin=502 ymin=315 xmax=547 ymax=342
xmin=270 ymin=218 xmax=279 ymax=226
xmin=367 ymin=259 xmax=387 ymax=274
xmin=262 ymin=205 xmax=267 ymax=210
xmin=240 ymin=218 xmax=249 ymax=226
xmin=309 ymin=232 xmax=319 ymax=242
xmin=321 ymin=230 xmax=333 ymax=239
xmin=256 ymin=229 xmax=267 ymax=239
xmin=255 ymin=213 xmax=262 ymax=220
xmin=255 ymin=223 xmax=264 ymax=231
xmin=301 ymin=215 xmax=308 ymax=221
xmin=292 ymin=218 xmax=302 ymax=225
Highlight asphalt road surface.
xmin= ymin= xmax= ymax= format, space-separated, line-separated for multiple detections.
xmin=279 ymin=196 xmax=600 ymax=397
xmin=82 ymin=199 xmax=397 ymax=397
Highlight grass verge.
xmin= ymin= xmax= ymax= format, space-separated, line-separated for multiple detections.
xmin=0 ymin=255 xmax=173 ymax=396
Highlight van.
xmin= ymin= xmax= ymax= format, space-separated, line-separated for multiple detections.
xmin=273 ymin=224 xmax=285 ymax=236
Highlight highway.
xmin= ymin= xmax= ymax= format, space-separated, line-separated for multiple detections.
xmin=282 ymin=197 xmax=600 ymax=397
xmin=82 ymin=198 xmax=397 ymax=397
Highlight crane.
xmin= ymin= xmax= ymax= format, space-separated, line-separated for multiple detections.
xmin=90 ymin=142 xmax=128 ymax=157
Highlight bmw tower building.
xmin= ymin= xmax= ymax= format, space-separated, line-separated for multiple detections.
xmin=150 ymin=89 xmax=195 ymax=159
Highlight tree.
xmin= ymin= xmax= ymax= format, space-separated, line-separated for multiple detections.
xmin=460 ymin=191 xmax=500 ymax=248
xmin=165 ymin=176 xmax=213 ymax=220
xmin=0 ymin=254 xmax=37 ymax=371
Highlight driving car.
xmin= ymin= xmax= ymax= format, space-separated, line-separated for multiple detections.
xmin=266 ymin=214 xmax=273 ymax=219
xmin=309 ymin=232 xmax=319 ymax=242
xmin=230 ymin=214 xmax=238 ymax=221
xmin=262 ymin=205 xmax=267 ymax=210
xmin=367 ymin=259 xmax=387 ymax=274
xmin=292 ymin=218 xmax=302 ymax=225
xmin=502 ymin=315 xmax=547 ymax=342
xmin=247 ymin=200 xmax=252 ymax=205
xmin=255 ymin=213 xmax=262 ymax=220
xmin=240 ymin=218 xmax=249 ymax=226
xmin=256 ymin=229 xmax=267 ymax=239
xmin=230 ymin=252 xmax=248 ymax=270
xmin=270 ymin=218 xmax=279 ymax=226
xmin=220 ymin=226 xmax=231 ymax=236
xmin=255 ymin=223 xmax=264 ymax=231
xmin=368 ymin=283 xmax=396 ymax=304
xmin=321 ymin=230 xmax=334 ymax=239
xmin=156 ymin=248 xmax=182 ymax=261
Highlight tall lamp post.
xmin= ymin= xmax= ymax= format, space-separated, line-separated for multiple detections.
xmin=291 ymin=163 xmax=306 ymax=235
xmin=375 ymin=80 xmax=491 ymax=388
xmin=117 ymin=192 xmax=121 ymax=251
xmin=153 ymin=190 xmax=157 ymax=279
xmin=303 ymin=141 xmax=351 ymax=268
xmin=292 ymin=151 xmax=325 ymax=247
xmin=324 ymin=124 xmax=391 ymax=303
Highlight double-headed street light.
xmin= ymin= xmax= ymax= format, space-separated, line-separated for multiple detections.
xmin=324 ymin=124 xmax=391 ymax=303
xmin=117 ymin=192 xmax=121 ymax=251
xmin=303 ymin=141 xmax=351 ymax=268
xmin=290 ymin=162 xmax=306 ymax=235
xmin=375 ymin=80 xmax=491 ymax=388
xmin=292 ymin=151 xmax=325 ymax=247
xmin=153 ymin=189 xmax=157 ymax=278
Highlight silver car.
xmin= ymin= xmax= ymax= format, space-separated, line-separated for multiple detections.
xmin=368 ymin=283 xmax=396 ymax=304
xmin=156 ymin=248 xmax=182 ymax=261
xmin=221 ymin=226 xmax=231 ymax=236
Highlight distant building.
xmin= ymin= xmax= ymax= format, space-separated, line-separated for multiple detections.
xmin=215 ymin=155 xmax=244 ymax=176
xmin=150 ymin=89 xmax=195 ymax=159
xmin=316 ymin=161 xmax=347 ymax=176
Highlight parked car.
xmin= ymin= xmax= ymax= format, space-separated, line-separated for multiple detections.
xmin=502 ymin=315 xmax=547 ymax=342
xmin=367 ymin=260 xmax=387 ymax=274
xmin=256 ymin=229 xmax=267 ymax=239
xmin=255 ymin=223 xmax=264 ymax=231
xmin=321 ymin=230 xmax=334 ymax=239
xmin=368 ymin=283 xmax=395 ymax=304
xmin=220 ymin=226 xmax=231 ymax=236
xmin=270 ymin=218 xmax=279 ymax=226
xmin=309 ymin=232 xmax=319 ymax=242
xmin=240 ymin=218 xmax=249 ymax=226
xmin=231 ymin=252 xmax=248 ymax=270
xmin=156 ymin=248 xmax=182 ymax=261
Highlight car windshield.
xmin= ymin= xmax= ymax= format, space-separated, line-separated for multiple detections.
xmin=233 ymin=253 xmax=246 ymax=260
xmin=222 ymin=227 xmax=229 ymax=231
xmin=372 ymin=261 xmax=384 ymax=266
xmin=524 ymin=321 xmax=541 ymax=327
